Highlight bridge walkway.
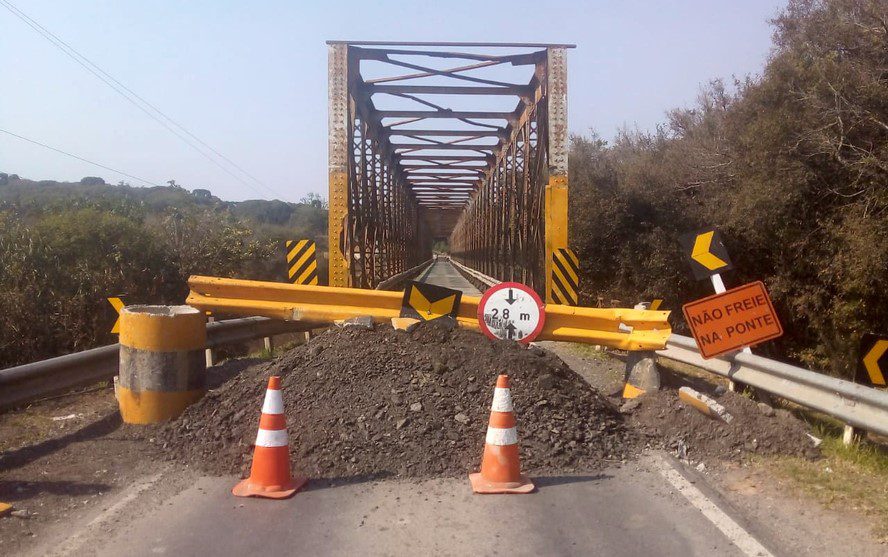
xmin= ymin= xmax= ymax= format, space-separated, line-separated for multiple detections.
xmin=416 ymin=257 xmax=482 ymax=297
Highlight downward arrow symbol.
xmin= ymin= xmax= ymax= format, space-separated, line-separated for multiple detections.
xmin=505 ymin=289 xmax=517 ymax=305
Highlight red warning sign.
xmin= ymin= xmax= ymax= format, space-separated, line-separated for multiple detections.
xmin=682 ymin=281 xmax=783 ymax=359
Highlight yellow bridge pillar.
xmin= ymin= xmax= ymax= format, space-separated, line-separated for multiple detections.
xmin=544 ymin=47 xmax=570 ymax=303
xmin=328 ymin=42 xmax=351 ymax=287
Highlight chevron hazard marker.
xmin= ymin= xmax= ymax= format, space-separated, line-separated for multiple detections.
xmin=679 ymin=229 xmax=733 ymax=280
xmin=400 ymin=281 xmax=462 ymax=322
xmin=550 ymin=247 xmax=579 ymax=306
xmin=286 ymin=240 xmax=319 ymax=285
xmin=107 ymin=297 xmax=125 ymax=334
xmin=857 ymin=334 xmax=887 ymax=387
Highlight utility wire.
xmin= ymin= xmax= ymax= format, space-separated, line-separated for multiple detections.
xmin=0 ymin=0 xmax=281 ymax=199
xmin=1 ymin=128 xmax=165 ymax=187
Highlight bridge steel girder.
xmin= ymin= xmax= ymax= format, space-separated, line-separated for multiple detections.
xmin=327 ymin=44 xmax=431 ymax=288
xmin=449 ymin=46 xmax=571 ymax=296
xmin=328 ymin=42 xmax=573 ymax=291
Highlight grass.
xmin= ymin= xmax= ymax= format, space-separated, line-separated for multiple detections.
xmin=248 ymin=339 xmax=307 ymax=361
xmin=638 ymin=353 xmax=888 ymax=541
xmin=771 ymin=423 xmax=888 ymax=542
xmin=566 ymin=342 xmax=611 ymax=361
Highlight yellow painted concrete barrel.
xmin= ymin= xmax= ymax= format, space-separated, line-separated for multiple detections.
xmin=117 ymin=305 xmax=207 ymax=424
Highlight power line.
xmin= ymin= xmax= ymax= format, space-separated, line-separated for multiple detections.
xmin=0 ymin=0 xmax=281 ymax=199
xmin=0 ymin=128 xmax=165 ymax=187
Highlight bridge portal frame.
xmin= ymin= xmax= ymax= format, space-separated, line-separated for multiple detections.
xmin=328 ymin=41 xmax=573 ymax=296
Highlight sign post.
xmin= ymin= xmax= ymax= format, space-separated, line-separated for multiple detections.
xmin=477 ymin=282 xmax=546 ymax=344
xmin=681 ymin=229 xmax=751 ymax=389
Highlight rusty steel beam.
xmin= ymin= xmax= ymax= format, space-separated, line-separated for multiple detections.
xmin=379 ymin=110 xmax=515 ymax=119
xmin=326 ymin=40 xmax=577 ymax=48
xmin=328 ymin=41 xmax=571 ymax=292
xmin=387 ymin=130 xmax=506 ymax=137
xmin=368 ymin=85 xmax=532 ymax=96
xmin=398 ymin=154 xmax=492 ymax=161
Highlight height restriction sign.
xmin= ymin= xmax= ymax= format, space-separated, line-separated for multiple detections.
xmin=477 ymin=282 xmax=545 ymax=344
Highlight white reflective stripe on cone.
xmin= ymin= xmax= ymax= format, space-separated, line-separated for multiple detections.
xmin=490 ymin=387 xmax=513 ymax=412
xmin=261 ymin=389 xmax=284 ymax=415
xmin=255 ymin=428 xmax=289 ymax=447
xmin=485 ymin=426 xmax=518 ymax=446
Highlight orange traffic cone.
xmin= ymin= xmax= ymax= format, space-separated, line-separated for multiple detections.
xmin=469 ymin=374 xmax=535 ymax=494
xmin=232 ymin=376 xmax=307 ymax=499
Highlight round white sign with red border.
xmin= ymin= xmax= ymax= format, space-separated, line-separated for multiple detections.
xmin=477 ymin=282 xmax=546 ymax=344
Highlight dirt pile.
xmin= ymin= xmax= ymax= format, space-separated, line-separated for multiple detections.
xmin=153 ymin=321 xmax=638 ymax=479
xmin=626 ymin=389 xmax=820 ymax=462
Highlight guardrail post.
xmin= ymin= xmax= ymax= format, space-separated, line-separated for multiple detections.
xmin=621 ymin=303 xmax=662 ymax=399
xmin=205 ymin=316 xmax=216 ymax=367
xmin=263 ymin=336 xmax=274 ymax=353
xmin=842 ymin=424 xmax=856 ymax=446
xmin=623 ymin=351 xmax=661 ymax=398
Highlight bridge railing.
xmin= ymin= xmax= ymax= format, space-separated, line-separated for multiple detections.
xmin=0 ymin=317 xmax=318 ymax=412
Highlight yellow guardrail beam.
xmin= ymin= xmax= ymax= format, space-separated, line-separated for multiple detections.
xmin=186 ymin=276 xmax=671 ymax=351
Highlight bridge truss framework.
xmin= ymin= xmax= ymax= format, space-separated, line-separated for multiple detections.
xmin=328 ymin=41 xmax=573 ymax=297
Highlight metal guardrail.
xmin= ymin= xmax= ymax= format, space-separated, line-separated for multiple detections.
xmin=448 ymin=256 xmax=501 ymax=288
xmin=658 ymin=335 xmax=888 ymax=437
xmin=448 ymin=256 xmax=888 ymax=437
xmin=0 ymin=317 xmax=318 ymax=412
xmin=375 ymin=258 xmax=434 ymax=291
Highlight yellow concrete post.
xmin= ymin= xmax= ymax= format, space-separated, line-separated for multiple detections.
xmin=544 ymin=175 xmax=569 ymax=302
xmin=117 ymin=305 xmax=206 ymax=424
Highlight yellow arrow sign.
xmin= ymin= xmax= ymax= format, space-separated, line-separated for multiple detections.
xmin=863 ymin=339 xmax=887 ymax=386
xmin=691 ymin=231 xmax=728 ymax=271
xmin=108 ymin=297 xmax=124 ymax=334
xmin=409 ymin=288 xmax=457 ymax=321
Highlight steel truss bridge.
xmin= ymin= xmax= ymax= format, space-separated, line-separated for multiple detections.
xmin=327 ymin=41 xmax=573 ymax=300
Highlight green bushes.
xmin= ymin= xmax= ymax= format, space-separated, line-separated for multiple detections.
xmin=0 ymin=178 xmax=328 ymax=368
xmin=569 ymin=0 xmax=887 ymax=378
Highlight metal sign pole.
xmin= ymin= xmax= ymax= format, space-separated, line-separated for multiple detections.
xmin=708 ymin=273 xmax=751 ymax=391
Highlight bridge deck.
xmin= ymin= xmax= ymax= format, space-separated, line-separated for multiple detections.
xmin=417 ymin=258 xmax=482 ymax=297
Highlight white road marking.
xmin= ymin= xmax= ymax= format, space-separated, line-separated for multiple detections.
xmin=50 ymin=471 xmax=166 ymax=557
xmin=651 ymin=454 xmax=774 ymax=557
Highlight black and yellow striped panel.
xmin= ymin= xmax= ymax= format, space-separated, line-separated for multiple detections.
xmin=551 ymin=247 xmax=579 ymax=306
xmin=286 ymin=240 xmax=319 ymax=285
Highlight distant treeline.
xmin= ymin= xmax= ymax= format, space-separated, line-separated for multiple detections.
xmin=568 ymin=0 xmax=887 ymax=378
xmin=0 ymin=174 xmax=327 ymax=368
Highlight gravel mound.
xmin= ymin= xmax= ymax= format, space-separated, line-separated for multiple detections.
xmin=155 ymin=321 xmax=638 ymax=479
xmin=626 ymin=389 xmax=820 ymax=462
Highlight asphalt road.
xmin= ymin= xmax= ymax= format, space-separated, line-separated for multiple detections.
xmin=55 ymin=453 xmax=774 ymax=557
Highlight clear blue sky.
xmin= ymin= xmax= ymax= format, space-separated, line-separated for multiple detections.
xmin=0 ymin=0 xmax=785 ymax=202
